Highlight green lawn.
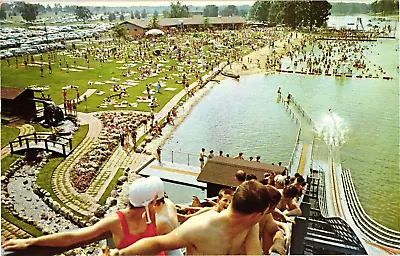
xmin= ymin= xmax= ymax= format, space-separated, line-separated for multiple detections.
xmin=1 ymin=125 xmax=20 ymax=148
xmin=1 ymin=154 xmax=22 ymax=176
xmin=1 ymin=32 xmax=235 ymax=114
xmin=30 ymin=123 xmax=52 ymax=133
xmin=1 ymin=206 xmax=43 ymax=238
xmin=36 ymin=124 xmax=89 ymax=217
xmin=99 ymin=168 xmax=124 ymax=205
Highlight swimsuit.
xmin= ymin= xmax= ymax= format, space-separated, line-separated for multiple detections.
xmin=157 ymin=216 xmax=184 ymax=256
xmin=116 ymin=211 xmax=164 ymax=256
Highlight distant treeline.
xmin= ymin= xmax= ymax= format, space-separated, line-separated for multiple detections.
xmin=330 ymin=1 xmax=399 ymax=15
xmin=330 ymin=2 xmax=370 ymax=15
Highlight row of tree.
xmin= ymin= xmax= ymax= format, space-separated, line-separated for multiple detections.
xmin=370 ymin=0 xmax=399 ymax=14
xmin=249 ymin=0 xmax=332 ymax=31
xmin=330 ymin=2 xmax=370 ymax=15
xmin=203 ymin=4 xmax=249 ymax=17
xmin=1 ymin=1 xmax=398 ymax=24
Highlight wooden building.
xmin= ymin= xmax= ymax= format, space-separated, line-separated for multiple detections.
xmin=120 ymin=16 xmax=246 ymax=37
xmin=197 ymin=156 xmax=286 ymax=197
xmin=119 ymin=21 xmax=146 ymax=38
xmin=1 ymin=88 xmax=36 ymax=120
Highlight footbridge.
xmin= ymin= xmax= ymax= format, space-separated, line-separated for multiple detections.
xmin=9 ymin=132 xmax=72 ymax=157
xmin=278 ymin=92 xmax=400 ymax=253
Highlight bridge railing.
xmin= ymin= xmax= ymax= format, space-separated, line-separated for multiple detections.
xmin=161 ymin=149 xmax=200 ymax=167
xmin=288 ymin=126 xmax=302 ymax=175
xmin=9 ymin=132 xmax=72 ymax=157
xmin=289 ymin=95 xmax=315 ymax=129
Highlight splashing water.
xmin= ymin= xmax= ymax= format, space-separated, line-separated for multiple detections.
xmin=315 ymin=111 xmax=347 ymax=150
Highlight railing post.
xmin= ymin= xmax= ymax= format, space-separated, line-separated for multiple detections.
xmin=290 ymin=216 xmax=308 ymax=255
xmin=18 ymin=136 xmax=22 ymax=147
xmin=9 ymin=142 xmax=14 ymax=154
xmin=34 ymin=133 xmax=38 ymax=144
xmin=69 ymin=138 xmax=72 ymax=150
xmin=300 ymin=202 xmax=311 ymax=220
xmin=171 ymin=151 xmax=174 ymax=163
xmin=63 ymin=145 xmax=66 ymax=158
xmin=44 ymin=139 xmax=49 ymax=152
xmin=25 ymin=139 xmax=29 ymax=149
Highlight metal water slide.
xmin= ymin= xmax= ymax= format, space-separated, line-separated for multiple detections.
xmin=279 ymin=93 xmax=400 ymax=253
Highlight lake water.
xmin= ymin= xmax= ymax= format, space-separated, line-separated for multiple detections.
xmin=162 ymin=19 xmax=399 ymax=230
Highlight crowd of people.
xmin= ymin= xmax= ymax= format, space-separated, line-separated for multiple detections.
xmin=4 ymin=173 xmax=308 ymax=255
xmin=199 ymin=147 xmax=288 ymax=171
xmin=276 ymin=34 xmax=389 ymax=78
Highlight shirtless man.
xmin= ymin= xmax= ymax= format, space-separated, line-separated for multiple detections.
xmin=199 ymin=148 xmax=206 ymax=169
xmin=274 ymin=185 xmax=302 ymax=220
xmin=111 ymin=180 xmax=270 ymax=255
xmin=235 ymin=170 xmax=246 ymax=185
xmin=178 ymin=188 xmax=234 ymax=222
xmin=259 ymin=185 xmax=291 ymax=255
xmin=234 ymin=152 xmax=244 ymax=160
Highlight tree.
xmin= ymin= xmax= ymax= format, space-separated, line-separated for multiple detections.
xmin=203 ymin=17 xmax=210 ymax=29
xmin=371 ymin=0 xmax=399 ymax=15
xmin=221 ymin=5 xmax=239 ymax=17
xmin=141 ymin=9 xmax=148 ymax=18
xmin=153 ymin=10 xmax=159 ymax=17
xmin=53 ymin=3 xmax=62 ymax=12
xmin=170 ymin=1 xmax=189 ymax=18
xmin=162 ymin=10 xmax=169 ymax=18
xmin=134 ymin=10 xmax=141 ymax=19
xmin=130 ymin=11 xmax=134 ymax=19
xmin=148 ymin=15 xmax=160 ymax=29
xmin=21 ymin=3 xmax=38 ymax=22
xmin=46 ymin=4 xmax=52 ymax=12
xmin=0 ymin=5 xmax=7 ymax=20
xmin=33 ymin=3 xmax=45 ymax=14
xmin=120 ymin=14 xmax=124 ymax=21
xmin=249 ymin=0 xmax=271 ymax=23
xmin=75 ymin=6 xmax=91 ymax=23
xmin=238 ymin=8 xmax=249 ymax=18
xmin=268 ymin=1 xmax=300 ymax=29
xmin=203 ymin=5 xmax=218 ymax=17
xmin=113 ymin=24 xmax=127 ymax=42
xmin=299 ymin=0 xmax=331 ymax=31
xmin=108 ymin=12 xmax=116 ymax=22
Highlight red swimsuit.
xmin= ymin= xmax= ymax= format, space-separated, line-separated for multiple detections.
xmin=116 ymin=211 xmax=165 ymax=255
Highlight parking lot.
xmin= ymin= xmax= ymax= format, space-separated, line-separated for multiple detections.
xmin=0 ymin=21 xmax=113 ymax=59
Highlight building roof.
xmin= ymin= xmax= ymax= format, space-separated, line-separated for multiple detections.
xmin=121 ymin=16 xmax=246 ymax=29
xmin=197 ymin=156 xmax=286 ymax=187
xmin=1 ymin=87 xmax=26 ymax=100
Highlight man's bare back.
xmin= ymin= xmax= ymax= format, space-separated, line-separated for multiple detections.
xmin=114 ymin=180 xmax=269 ymax=255
xmin=179 ymin=210 xmax=257 ymax=255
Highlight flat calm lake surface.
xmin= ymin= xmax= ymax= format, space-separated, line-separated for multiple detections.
xmin=163 ymin=36 xmax=399 ymax=230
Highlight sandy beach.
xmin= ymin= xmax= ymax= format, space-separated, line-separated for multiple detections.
xmin=223 ymin=33 xmax=304 ymax=78
xmin=144 ymin=31 xmax=305 ymax=155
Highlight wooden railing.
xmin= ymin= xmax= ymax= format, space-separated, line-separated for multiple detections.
xmin=9 ymin=132 xmax=72 ymax=157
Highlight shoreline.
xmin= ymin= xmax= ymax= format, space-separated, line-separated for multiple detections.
xmin=145 ymin=33 xmax=305 ymax=154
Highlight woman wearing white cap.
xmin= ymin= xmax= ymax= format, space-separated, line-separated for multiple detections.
xmin=148 ymin=176 xmax=184 ymax=256
xmin=2 ymin=177 xmax=164 ymax=255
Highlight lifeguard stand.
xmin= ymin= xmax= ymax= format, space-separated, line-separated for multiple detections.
xmin=356 ymin=17 xmax=364 ymax=31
